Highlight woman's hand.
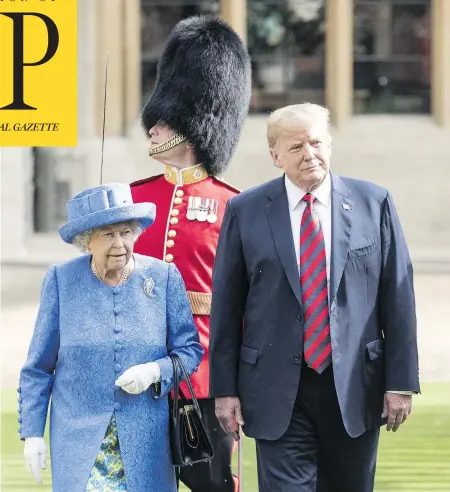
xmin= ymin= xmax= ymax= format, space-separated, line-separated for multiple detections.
xmin=115 ymin=362 xmax=161 ymax=394
xmin=24 ymin=437 xmax=47 ymax=484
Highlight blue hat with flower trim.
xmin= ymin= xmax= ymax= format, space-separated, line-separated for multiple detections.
xmin=58 ymin=183 xmax=156 ymax=244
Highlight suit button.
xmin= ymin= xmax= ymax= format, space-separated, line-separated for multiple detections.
xmin=176 ymin=189 xmax=184 ymax=197
xmin=114 ymin=364 xmax=122 ymax=372
xmin=113 ymin=307 xmax=120 ymax=315
xmin=173 ymin=197 xmax=182 ymax=205
xmin=170 ymin=217 xmax=179 ymax=225
xmin=168 ymin=230 xmax=177 ymax=238
xmin=114 ymin=402 xmax=121 ymax=410
xmin=165 ymin=254 xmax=174 ymax=263
xmin=114 ymin=326 xmax=122 ymax=333
xmin=114 ymin=343 xmax=122 ymax=351
xmin=113 ymin=287 xmax=120 ymax=295
xmin=166 ymin=239 xmax=175 ymax=248
xmin=170 ymin=209 xmax=179 ymax=217
xmin=294 ymin=353 xmax=300 ymax=362
xmin=296 ymin=314 xmax=303 ymax=323
xmin=17 ymin=388 xmax=21 ymax=393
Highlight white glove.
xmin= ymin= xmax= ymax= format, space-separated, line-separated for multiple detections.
xmin=24 ymin=437 xmax=47 ymax=484
xmin=115 ymin=362 xmax=161 ymax=395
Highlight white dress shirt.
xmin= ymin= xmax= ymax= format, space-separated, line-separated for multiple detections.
xmin=284 ymin=173 xmax=412 ymax=396
xmin=284 ymin=173 xmax=331 ymax=288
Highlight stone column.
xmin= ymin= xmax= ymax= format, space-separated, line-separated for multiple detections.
xmin=124 ymin=0 xmax=142 ymax=133
xmin=432 ymin=0 xmax=450 ymax=128
xmin=95 ymin=0 xmax=126 ymax=137
xmin=325 ymin=0 xmax=353 ymax=129
xmin=220 ymin=0 xmax=247 ymax=45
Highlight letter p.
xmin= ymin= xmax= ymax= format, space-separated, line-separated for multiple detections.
xmin=0 ymin=13 xmax=59 ymax=110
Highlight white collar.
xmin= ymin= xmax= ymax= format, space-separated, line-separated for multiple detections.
xmin=285 ymin=172 xmax=331 ymax=211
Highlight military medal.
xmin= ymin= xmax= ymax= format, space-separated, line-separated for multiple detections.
xmin=197 ymin=198 xmax=208 ymax=222
xmin=207 ymin=199 xmax=218 ymax=223
xmin=186 ymin=196 xmax=198 ymax=221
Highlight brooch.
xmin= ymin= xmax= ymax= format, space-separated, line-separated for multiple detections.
xmin=143 ymin=278 xmax=156 ymax=298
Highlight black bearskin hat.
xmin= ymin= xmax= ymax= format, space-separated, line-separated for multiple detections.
xmin=141 ymin=16 xmax=251 ymax=176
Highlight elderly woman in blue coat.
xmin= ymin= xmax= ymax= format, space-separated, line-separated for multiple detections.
xmin=18 ymin=183 xmax=203 ymax=492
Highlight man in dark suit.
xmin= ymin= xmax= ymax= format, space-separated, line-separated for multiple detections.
xmin=209 ymin=103 xmax=420 ymax=491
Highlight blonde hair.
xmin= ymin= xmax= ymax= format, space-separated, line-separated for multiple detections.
xmin=267 ymin=103 xmax=331 ymax=150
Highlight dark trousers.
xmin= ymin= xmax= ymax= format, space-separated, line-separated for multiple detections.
xmin=178 ymin=398 xmax=236 ymax=492
xmin=256 ymin=363 xmax=380 ymax=492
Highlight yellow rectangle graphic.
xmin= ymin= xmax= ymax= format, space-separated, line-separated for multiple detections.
xmin=0 ymin=0 xmax=77 ymax=146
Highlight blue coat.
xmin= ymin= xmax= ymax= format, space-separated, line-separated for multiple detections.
xmin=19 ymin=253 xmax=203 ymax=492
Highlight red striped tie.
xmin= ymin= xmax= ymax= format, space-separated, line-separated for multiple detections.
xmin=300 ymin=193 xmax=332 ymax=373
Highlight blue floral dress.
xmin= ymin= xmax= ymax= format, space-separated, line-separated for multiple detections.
xmin=86 ymin=414 xmax=127 ymax=491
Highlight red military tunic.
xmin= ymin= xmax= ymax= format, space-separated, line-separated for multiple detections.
xmin=131 ymin=164 xmax=240 ymax=399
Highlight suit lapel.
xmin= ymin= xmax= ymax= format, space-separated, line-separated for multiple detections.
xmin=265 ymin=177 xmax=303 ymax=306
xmin=330 ymin=174 xmax=354 ymax=307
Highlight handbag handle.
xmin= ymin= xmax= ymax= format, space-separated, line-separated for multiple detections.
xmin=170 ymin=354 xmax=203 ymax=419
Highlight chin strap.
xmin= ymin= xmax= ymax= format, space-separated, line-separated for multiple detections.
xmin=148 ymin=132 xmax=187 ymax=156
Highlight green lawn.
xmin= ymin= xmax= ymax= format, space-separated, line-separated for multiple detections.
xmin=2 ymin=384 xmax=449 ymax=491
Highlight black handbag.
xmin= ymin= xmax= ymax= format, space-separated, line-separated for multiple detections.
xmin=169 ymin=354 xmax=214 ymax=467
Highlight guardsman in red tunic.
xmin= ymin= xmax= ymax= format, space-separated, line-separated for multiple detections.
xmin=130 ymin=16 xmax=251 ymax=492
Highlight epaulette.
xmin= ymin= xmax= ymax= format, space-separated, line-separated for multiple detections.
xmin=211 ymin=176 xmax=241 ymax=193
xmin=130 ymin=174 xmax=164 ymax=188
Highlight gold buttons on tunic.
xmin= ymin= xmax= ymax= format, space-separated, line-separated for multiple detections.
xmin=173 ymin=197 xmax=182 ymax=205
xmin=176 ymin=189 xmax=184 ymax=197
xmin=165 ymin=254 xmax=174 ymax=263
xmin=166 ymin=240 xmax=175 ymax=248
xmin=168 ymin=230 xmax=177 ymax=238
xmin=170 ymin=217 xmax=179 ymax=225
xmin=170 ymin=209 xmax=179 ymax=217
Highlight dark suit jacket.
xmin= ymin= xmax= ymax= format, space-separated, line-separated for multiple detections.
xmin=209 ymin=173 xmax=420 ymax=440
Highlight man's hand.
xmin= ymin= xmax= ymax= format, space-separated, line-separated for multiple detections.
xmin=215 ymin=396 xmax=244 ymax=441
xmin=382 ymin=392 xmax=412 ymax=432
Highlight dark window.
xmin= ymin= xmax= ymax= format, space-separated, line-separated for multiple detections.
xmin=354 ymin=0 xmax=431 ymax=114
xmin=140 ymin=0 xmax=219 ymax=104
xmin=248 ymin=0 xmax=326 ymax=113
xmin=33 ymin=149 xmax=70 ymax=233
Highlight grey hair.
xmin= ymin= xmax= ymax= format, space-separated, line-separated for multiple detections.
xmin=71 ymin=220 xmax=143 ymax=253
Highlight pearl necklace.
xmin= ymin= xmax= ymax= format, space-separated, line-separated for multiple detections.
xmin=91 ymin=257 xmax=132 ymax=286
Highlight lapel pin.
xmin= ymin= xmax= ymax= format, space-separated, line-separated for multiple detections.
xmin=342 ymin=203 xmax=350 ymax=211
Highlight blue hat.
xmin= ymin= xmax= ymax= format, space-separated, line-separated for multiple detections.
xmin=58 ymin=183 xmax=156 ymax=244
